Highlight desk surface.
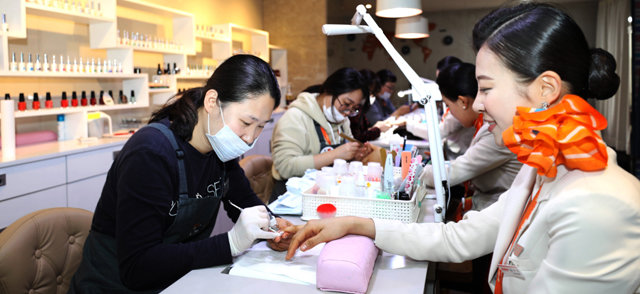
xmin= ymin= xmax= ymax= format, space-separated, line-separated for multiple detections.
xmin=162 ymin=200 xmax=436 ymax=294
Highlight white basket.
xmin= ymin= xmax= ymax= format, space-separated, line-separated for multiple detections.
xmin=301 ymin=185 xmax=420 ymax=224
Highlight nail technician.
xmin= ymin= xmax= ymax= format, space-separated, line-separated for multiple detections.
xmin=69 ymin=55 xmax=291 ymax=293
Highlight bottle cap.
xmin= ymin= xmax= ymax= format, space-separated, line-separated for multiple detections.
xmin=46 ymin=92 xmax=51 ymax=100
xmin=33 ymin=92 xmax=39 ymax=101
xmin=62 ymin=91 xmax=67 ymax=99
xmin=57 ymin=114 xmax=65 ymax=122
xmin=4 ymin=93 xmax=9 ymax=100
xmin=19 ymin=93 xmax=25 ymax=101
xmin=317 ymin=203 xmax=337 ymax=219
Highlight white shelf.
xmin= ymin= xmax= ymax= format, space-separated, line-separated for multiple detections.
xmin=12 ymin=103 xmax=147 ymax=118
xmin=110 ymin=44 xmax=190 ymax=55
xmin=149 ymin=88 xmax=173 ymax=94
xmin=25 ymin=2 xmax=116 ymax=24
xmin=196 ymin=34 xmax=230 ymax=43
xmin=176 ymin=75 xmax=208 ymax=80
xmin=0 ymin=71 xmax=143 ymax=78
xmin=117 ymin=0 xmax=192 ymax=17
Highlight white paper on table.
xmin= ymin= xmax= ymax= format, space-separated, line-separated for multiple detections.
xmin=268 ymin=192 xmax=302 ymax=215
xmin=228 ymin=241 xmax=325 ymax=285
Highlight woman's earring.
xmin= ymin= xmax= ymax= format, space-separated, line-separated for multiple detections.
xmin=534 ymin=102 xmax=549 ymax=112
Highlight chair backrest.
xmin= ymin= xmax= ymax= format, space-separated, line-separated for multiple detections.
xmin=0 ymin=207 xmax=93 ymax=294
xmin=239 ymin=154 xmax=274 ymax=204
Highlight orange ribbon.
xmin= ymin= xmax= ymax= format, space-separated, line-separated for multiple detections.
xmin=502 ymin=95 xmax=608 ymax=178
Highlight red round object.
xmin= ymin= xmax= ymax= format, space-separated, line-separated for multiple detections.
xmin=317 ymin=203 xmax=336 ymax=219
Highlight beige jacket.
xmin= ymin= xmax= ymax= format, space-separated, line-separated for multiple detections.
xmin=419 ymin=123 xmax=522 ymax=210
xmin=406 ymin=110 xmax=475 ymax=159
xmin=271 ymin=92 xmax=352 ymax=180
xmin=374 ymin=147 xmax=640 ymax=293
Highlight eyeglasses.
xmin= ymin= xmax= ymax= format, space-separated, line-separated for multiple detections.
xmin=335 ymin=98 xmax=360 ymax=117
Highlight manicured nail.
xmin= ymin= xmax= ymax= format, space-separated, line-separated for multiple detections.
xmin=300 ymin=244 xmax=307 ymax=251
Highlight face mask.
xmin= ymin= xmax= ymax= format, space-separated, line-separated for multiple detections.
xmin=379 ymin=91 xmax=391 ymax=100
xmin=205 ymin=105 xmax=256 ymax=162
xmin=322 ymin=102 xmax=346 ymax=123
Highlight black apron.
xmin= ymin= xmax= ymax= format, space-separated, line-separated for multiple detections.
xmin=68 ymin=123 xmax=228 ymax=294
xmin=270 ymin=121 xmax=342 ymax=202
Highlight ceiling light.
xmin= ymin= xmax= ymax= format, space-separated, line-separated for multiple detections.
xmin=376 ymin=0 xmax=422 ymax=18
xmin=395 ymin=15 xmax=429 ymax=39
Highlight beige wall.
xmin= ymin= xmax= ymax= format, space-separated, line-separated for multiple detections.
xmin=263 ymin=0 xmax=327 ymax=95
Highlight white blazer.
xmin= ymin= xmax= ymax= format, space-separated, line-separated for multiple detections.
xmin=374 ymin=147 xmax=640 ymax=293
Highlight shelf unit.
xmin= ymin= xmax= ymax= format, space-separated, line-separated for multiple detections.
xmin=0 ymin=0 xmax=287 ymax=161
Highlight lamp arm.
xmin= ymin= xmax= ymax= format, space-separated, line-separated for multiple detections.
xmin=357 ymin=5 xmax=449 ymax=221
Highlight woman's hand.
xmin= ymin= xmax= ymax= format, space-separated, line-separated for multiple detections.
xmin=267 ymin=217 xmax=293 ymax=251
xmin=354 ymin=142 xmax=374 ymax=162
xmin=373 ymin=121 xmax=392 ymax=132
xmin=284 ymin=216 xmax=375 ymax=260
xmin=333 ymin=142 xmax=361 ymax=161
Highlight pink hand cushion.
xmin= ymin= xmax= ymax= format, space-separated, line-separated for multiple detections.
xmin=316 ymin=235 xmax=379 ymax=294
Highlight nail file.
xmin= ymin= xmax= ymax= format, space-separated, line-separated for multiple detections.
xmin=401 ymin=151 xmax=412 ymax=179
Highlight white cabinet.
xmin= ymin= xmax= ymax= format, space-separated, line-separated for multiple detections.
xmin=0 ymin=140 xmax=125 ymax=227
xmin=0 ymin=185 xmax=67 ymax=228
xmin=67 ymin=174 xmax=107 ymax=212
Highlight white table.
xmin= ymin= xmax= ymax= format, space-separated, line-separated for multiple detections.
xmin=161 ymin=200 xmax=437 ymax=294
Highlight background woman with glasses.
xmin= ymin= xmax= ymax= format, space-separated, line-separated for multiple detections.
xmin=270 ymin=67 xmax=373 ymax=200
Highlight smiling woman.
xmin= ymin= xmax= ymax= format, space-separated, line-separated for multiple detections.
xmin=68 ymin=55 xmax=296 ymax=293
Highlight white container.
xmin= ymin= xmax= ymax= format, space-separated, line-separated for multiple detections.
xmin=333 ymin=159 xmax=348 ymax=175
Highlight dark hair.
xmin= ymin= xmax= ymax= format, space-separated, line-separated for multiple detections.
xmin=322 ymin=67 xmax=369 ymax=106
xmin=436 ymin=62 xmax=477 ymax=102
xmin=359 ymin=69 xmax=380 ymax=112
xmin=472 ymin=3 xmax=619 ymax=100
xmin=150 ymin=55 xmax=280 ymax=140
xmin=302 ymin=84 xmax=323 ymax=94
xmin=376 ymin=69 xmax=397 ymax=85
xmin=436 ymin=56 xmax=463 ymax=72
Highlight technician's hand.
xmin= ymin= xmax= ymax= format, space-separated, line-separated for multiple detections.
xmin=333 ymin=142 xmax=361 ymax=161
xmin=267 ymin=217 xmax=293 ymax=251
xmin=228 ymin=205 xmax=280 ymax=256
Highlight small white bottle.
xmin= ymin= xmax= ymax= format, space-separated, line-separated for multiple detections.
xmin=42 ymin=53 xmax=49 ymax=72
xmin=35 ymin=54 xmax=42 ymax=71
xmin=10 ymin=52 xmax=17 ymax=71
xmin=27 ymin=53 xmax=34 ymax=71
xmin=2 ymin=13 xmax=8 ymax=33
xmin=51 ymin=54 xmax=57 ymax=72
xmin=57 ymin=114 xmax=65 ymax=141
xmin=19 ymin=53 xmax=26 ymax=72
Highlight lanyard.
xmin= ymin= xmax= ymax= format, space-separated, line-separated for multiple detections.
xmin=495 ymin=182 xmax=544 ymax=294
xmin=320 ymin=127 xmax=332 ymax=145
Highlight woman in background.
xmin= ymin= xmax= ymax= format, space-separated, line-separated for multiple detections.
xmin=270 ymin=67 xmax=372 ymax=199
xmin=285 ymin=3 xmax=640 ymax=293
xmin=348 ymin=69 xmax=392 ymax=142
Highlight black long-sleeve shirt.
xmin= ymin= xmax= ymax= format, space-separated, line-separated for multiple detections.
xmin=91 ymin=119 xmax=264 ymax=290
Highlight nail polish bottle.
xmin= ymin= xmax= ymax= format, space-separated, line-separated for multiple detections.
xmin=35 ymin=54 xmax=42 ymax=71
xmin=78 ymin=57 xmax=84 ymax=73
xmin=51 ymin=54 xmax=57 ymax=72
xmin=102 ymin=59 xmax=107 ymax=74
xmin=99 ymin=90 xmax=104 ymax=105
xmin=32 ymin=92 xmax=40 ymax=110
xmin=130 ymin=90 xmax=136 ymax=104
xmin=45 ymin=92 xmax=53 ymax=108
xmin=19 ymin=52 xmax=26 ymax=71
xmin=90 ymin=90 xmax=96 ymax=106
xmin=107 ymin=60 xmax=112 ymax=73
xmin=10 ymin=52 xmax=17 ymax=71
xmin=43 ymin=53 xmax=49 ymax=72
xmin=71 ymin=91 xmax=78 ymax=107
xmin=64 ymin=55 xmax=70 ymax=72
xmin=107 ymin=90 xmax=114 ymax=105
xmin=5 ymin=93 xmax=10 ymax=100
xmin=2 ymin=13 xmax=8 ymax=33
xmin=27 ymin=53 xmax=34 ymax=71
xmin=81 ymin=90 xmax=88 ymax=106
xmin=119 ymin=90 xmax=127 ymax=104
xmin=72 ymin=58 xmax=78 ymax=73
xmin=90 ymin=58 xmax=95 ymax=73
xmin=61 ymin=91 xmax=69 ymax=108
xmin=85 ymin=59 xmax=90 ymax=73
xmin=18 ymin=93 xmax=26 ymax=111
xmin=164 ymin=63 xmax=170 ymax=74
xmin=96 ymin=58 xmax=102 ymax=73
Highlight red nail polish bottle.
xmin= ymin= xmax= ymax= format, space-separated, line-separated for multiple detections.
xmin=81 ymin=91 xmax=88 ymax=106
xmin=61 ymin=91 xmax=69 ymax=108
xmin=18 ymin=93 xmax=26 ymax=111
xmin=45 ymin=92 xmax=53 ymax=109
xmin=90 ymin=90 xmax=97 ymax=106
xmin=99 ymin=90 xmax=105 ymax=105
xmin=32 ymin=92 xmax=40 ymax=110
xmin=71 ymin=91 xmax=78 ymax=107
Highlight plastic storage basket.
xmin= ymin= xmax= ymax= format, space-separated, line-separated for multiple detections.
xmin=301 ymin=185 xmax=420 ymax=223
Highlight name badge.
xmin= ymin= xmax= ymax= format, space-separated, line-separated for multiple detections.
xmin=498 ymin=264 xmax=525 ymax=280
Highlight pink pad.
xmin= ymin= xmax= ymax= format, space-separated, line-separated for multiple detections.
xmin=316 ymin=235 xmax=379 ymax=294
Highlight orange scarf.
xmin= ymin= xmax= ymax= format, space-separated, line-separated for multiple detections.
xmin=502 ymin=95 xmax=608 ymax=178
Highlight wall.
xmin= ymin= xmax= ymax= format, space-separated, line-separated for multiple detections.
xmin=263 ymin=0 xmax=327 ymax=95
xmin=327 ymin=1 xmax=598 ymax=107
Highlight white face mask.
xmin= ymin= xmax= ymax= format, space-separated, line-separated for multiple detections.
xmin=379 ymin=91 xmax=391 ymax=100
xmin=322 ymin=99 xmax=346 ymax=123
xmin=206 ymin=104 xmax=256 ymax=162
